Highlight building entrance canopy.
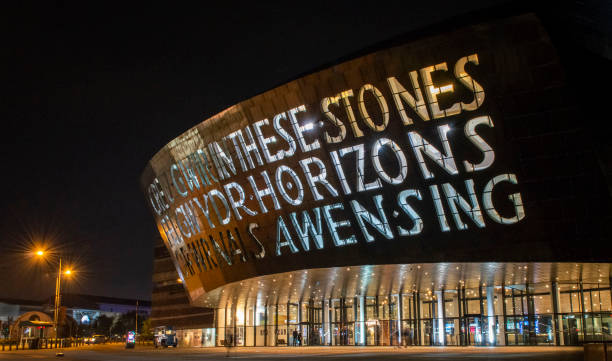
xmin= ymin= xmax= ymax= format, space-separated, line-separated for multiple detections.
xmin=199 ymin=262 xmax=610 ymax=309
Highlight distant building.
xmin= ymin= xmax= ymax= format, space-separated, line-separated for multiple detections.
xmin=151 ymin=237 xmax=215 ymax=347
xmin=50 ymin=294 xmax=151 ymax=326
xmin=0 ymin=294 xmax=151 ymax=340
xmin=0 ymin=298 xmax=44 ymax=322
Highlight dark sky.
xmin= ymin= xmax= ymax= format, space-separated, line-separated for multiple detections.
xmin=0 ymin=2 xmax=523 ymax=301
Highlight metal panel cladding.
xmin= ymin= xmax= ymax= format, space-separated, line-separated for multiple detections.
xmin=141 ymin=14 xmax=612 ymax=303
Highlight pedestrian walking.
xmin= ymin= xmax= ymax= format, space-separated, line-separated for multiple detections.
xmin=225 ymin=334 xmax=233 ymax=357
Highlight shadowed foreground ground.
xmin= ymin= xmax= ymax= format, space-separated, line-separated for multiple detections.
xmin=0 ymin=344 xmax=584 ymax=361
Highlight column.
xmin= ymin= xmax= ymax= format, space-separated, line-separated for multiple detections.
xmin=525 ymin=283 xmax=536 ymax=345
xmin=374 ymin=295 xmax=380 ymax=345
xmin=579 ymin=281 xmax=587 ymax=342
xmin=264 ymin=304 xmax=268 ymax=346
xmin=457 ymin=285 xmax=463 ymax=346
xmin=286 ymin=302 xmax=290 ymax=346
xmin=414 ymin=291 xmax=425 ymax=346
xmin=479 ymin=285 xmax=485 ymax=345
xmin=435 ymin=290 xmax=444 ymax=346
xmin=322 ymin=300 xmax=327 ymax=346
xmin=501 ymin=284 xmax=507 ymax=346
xmin=274 ymin=303 xmax=278 ymax=346
xmin=358 ymin=296 xmax=365 ymax=345
xmin=398 ymin=293 xmax=403 ymax=346
xmin=486 ymin=286 xmax=495 ymax=346
xmin=552 ymin=282 xmax=563 ymax=345
xmin=214 ymin=308 xmax=219 ymax=346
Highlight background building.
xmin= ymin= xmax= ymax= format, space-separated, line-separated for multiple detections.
xmin=142 ymin=8 xmax=612 ymax=347
xmin=151 ymin=237 xmax=215 ymax=347
xmin=0 ymin=295 xmax=150 ymax=340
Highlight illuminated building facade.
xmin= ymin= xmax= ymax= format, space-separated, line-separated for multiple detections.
xmin=142 ymin=13 xmax=612 ymax=346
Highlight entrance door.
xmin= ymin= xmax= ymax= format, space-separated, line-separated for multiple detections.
xmin=563 ymin=316 xmax=581 ymax=345
xmin=306 ymin=305 xmax=323 ymax=345
xmin=466 ymin=316 xmax=483 ymax=345
xmin=366 ymin=321 xmax=378 ymax=345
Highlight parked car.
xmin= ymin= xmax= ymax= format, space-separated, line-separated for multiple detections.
xmin=86 ymin=335 xmax=107 ymax=344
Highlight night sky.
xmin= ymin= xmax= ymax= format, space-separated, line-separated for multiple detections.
xmin=1 ymin=1 xmax=534 ymax=301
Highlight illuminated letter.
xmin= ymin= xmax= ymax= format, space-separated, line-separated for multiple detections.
xmin=454 ymin=54 xmax=485 ymax=111
xmin=197 ymin=238 xmax=217 ymax=269
xmin=429 ymin=185 xmax=450 ymax=232
xmin=179 ymin=158 xmax=201 ymax=192
xmin=441 ymin=179 xmax=485 ymax=230
xmin=195 ymin=148 xmax=218 ymax=184
xmin=299 ymin=157 xmax=339 ymax=201
xmin=247 ymin=223 xmax=266 ymax=259
xmin=350 ymin=194 xmax=393 ymax=242
xmin=208 ymin=189 xmax=231 ymax=225
xmin=408 ymin=125 xmax=458 ymax=179
xmin=321 ymin=95 xmax=347 ymax=144
xmin=357 ymin=84 xmax=389 ymax=132
xmin=387 ymin=72 xmax=430 ymax=125
xmin=192 ymin=194 xmax=216 ymax=228
xmin=276 ymin=215 xmax=299 ymax=256
xmin=224 ymin=182 xmax=257 ymax=220
xmin=229 ymin=126 xmax=264 ymax=171
xmin=159 ymin=173 xmax=175 ymax=204
xmin=161 ymin=214 xmax=182 ymax=244
xmin=227 ymin=130 xmax=249 ymax=172
xmin=372 ymin=138 xmax=408 ymax=185
xmin=397 ymin=189 xmax=423 ymax=236
xmin=275 ymin=165 xmax=304 ymax=206
xmin=290 ymin=208 xmax=324 ymax=251
xmin=148 ymin=179 xmax=166 ymax=216
xmin=209 ymin=232 xmax=232 ymax=266
xmin=463 ymin=116 xmax=495 ymax=172
xmin=273 ymin=112 xmax=296 ymax=158
xmin=339 ymin=144 xmax=382 ymax=192
xmin=339 ymin=90 xmax=364 ymax=138
xmin=253 ymin=118 xmax=283 ymax=163
xmin=247 ymin=170 xmax=281 ymax=214
xmin=288 ymin=105 xmax=320 ymax=153
xmin=329 ymin=150 xmax=351 ymax=195
xmin=225 ymin=229 xmax=247 ymax=263
xmin=208 ymin=140 xmax=237 ymax=180
xmin=420 ymin=63 xmax=461 ymax=119
xmin=171 ymin=164 xmax=188 ymax=197
xmin=483 ymin=174 xmax=525 ymax=224
xmin=323 ymin=203 xmax=357 ymax=246
xmin=181 ymin=201 xmax=202 ymax=235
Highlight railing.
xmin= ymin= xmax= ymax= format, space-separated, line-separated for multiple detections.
xmin=0 ymin=338 xmax=88 ymax=351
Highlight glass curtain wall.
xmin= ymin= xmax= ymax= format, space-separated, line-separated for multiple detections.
xmin=213 ymin=282 xmax=612 ymax=347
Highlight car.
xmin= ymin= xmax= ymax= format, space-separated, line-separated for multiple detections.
xmin=88 ymin=335 xmax=107 ymax=344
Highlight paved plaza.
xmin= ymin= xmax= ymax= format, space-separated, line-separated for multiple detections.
xmin=0 ymin=344 xmax=584 ymax=361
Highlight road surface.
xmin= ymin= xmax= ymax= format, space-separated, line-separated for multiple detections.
xmin=0 ymin=344 xmax=583 ymax=360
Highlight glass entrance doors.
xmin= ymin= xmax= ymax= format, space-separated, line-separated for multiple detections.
xmin=465 ymin=315 xmax=483 ymax=345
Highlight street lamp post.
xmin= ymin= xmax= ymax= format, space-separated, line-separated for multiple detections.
xmin=53 ymin=257 xmax=62 ymax=335
xmin=35 ymin=250 xmax=72 ymax=338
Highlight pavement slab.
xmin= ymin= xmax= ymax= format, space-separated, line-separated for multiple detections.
xmin=0 ymin=344 xmax=584 ymax=361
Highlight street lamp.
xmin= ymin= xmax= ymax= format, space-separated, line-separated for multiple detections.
xmin=34 ymin=250 xmax=73 ymax=337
